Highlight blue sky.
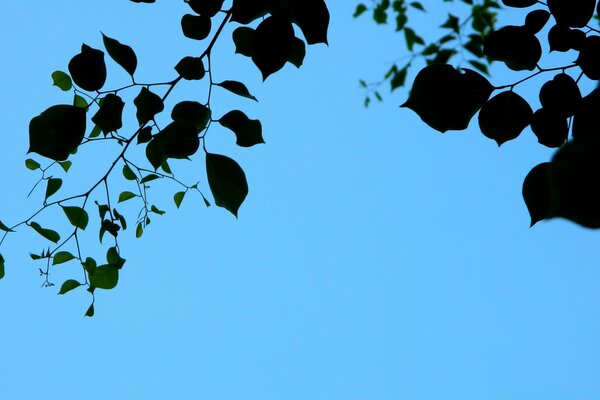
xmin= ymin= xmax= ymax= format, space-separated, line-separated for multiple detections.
xmin=1 ymin=1 xmax=599 ymax=399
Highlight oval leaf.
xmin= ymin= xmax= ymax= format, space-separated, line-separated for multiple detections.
xmin=51 ymin=71 xmax=72 ymax=91
xmin=58 ymin=279 xmax=81 ymax=295
xmin=206 ymin=153 xmax=248 ymax=217
xmin=478 ymin=91 xmax=532 ymax=146
xmin=53 ymin=251 xmax=76 ymax=265
xmin=219 ymin=110 xmax=264 ymax=147
xmin=216 ymin=80 xmax=257 ymax=101
xmin=62 ymin=206 xmax=89 ymax=230
xmin=102 ymin=32 xmax=138 ymax=77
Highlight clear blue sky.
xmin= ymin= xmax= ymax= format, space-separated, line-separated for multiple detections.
xmin=1 ymin=2 xmax=599 ymax=399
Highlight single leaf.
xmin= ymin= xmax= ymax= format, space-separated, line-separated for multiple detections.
xmin=252 ymin=16 xmax=296 ymax=80
xmin=524 ymin=10 xmax=551 ymax=34
xmin=478 ymin=91 xmax=533 ymax=146
xmin=181 ymin=14 xmax=212 ymax=40
xmin=290 ymin=0 xmax=330 ymax=45
xmin=576 ymin=36 xmax=600 ymax=80
xmin=58 ymin=279 xmax=81 ymax=295
xmin=501 ymin=0 xmax=537 ymax=7
xmin=573 ymin=88 xmax=600 ymax=140
xmin=59 ymin=161 xmax=72 ymax=172
xmin=175 ymin=56 xmax=206 ymax=80
xmin=106 ymin=247 xmax=126 ymax=268
xmin=45 ymin=178 xmax=62 ymax=200
xmin=53 ymin=251 xmax=76 ymax=265
xmin=219 ymin=110 xmax=264 ymax=147
xmin=29 ymin=222 xmax=60 ymax=243
xmin=232 ymin=27 xmax=254 ymax=57
xmin=483 ymin=25 xmax=541 ymax=71
xmin=188 ymin=0 xmax=224 ymax=17
xmin=231 ymin=0 xmax=269 ymax=24
xmin=287 ymin=37 xmax=306 ymax=68
xmin=89 ymin=265 xmax=119 ymax=289
xmin=140 ymin=174 xmax=159 ymax=184
xmin=0 ymin=220 xmax=14 ymax=232
xmin=122 ymin=164 xmax=137 ymax=180
xmin=523 ymin=162 xmax=552 ymax=226
xmin=150 ymin=205 xmax=165 ymax=215
xmin=118 ymin=191 xmax=138 ymax=203
xmin=353 ymin=4 xmax=367 ymax=17
xmin=91 ymin=94 xmax=125 ymax=134
xmin=85 ymin=303 xmax=94 ymax=317
xmin=25 ymin=159 xmax=40 ymax=171
xmin=29 ymin=105 xmax=86 ymax=161
xmin=530 ymin=108 xmax=568 ymax=148
xmin=539 ymin=73 xmax=582 ymax=117
xmin=51 ymin=71 xmax=72 ymax=91
xmin=68 ymin=44 xmax=106 ymax=91
xmin=0 ymin=254 xmax=4 ymax=280
xmin=174 ymin=191 xmax=185 ymax=208
xmin=216 ymin=81 xmax=257 ymax=101
xmin=206 ymin=153 xmax=248 ymax=217
xmin=171 ymin=101 xmax=211 ymax=131
xmin=102 ymin=32 xmax=138 ymax=77
xmin=548 ymin=0 xmax=595 ymax=28
xmin=134 ymin=87 xmax=164 ymax=125
xmin=62 ymin=206 xmax=89 ymax=230
xmin=137 ymin=126 xmax=153 ymax=144
xmin=145 ymin=121 xmax=200 ymax=169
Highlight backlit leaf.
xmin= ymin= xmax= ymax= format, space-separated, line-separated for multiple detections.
xmin=62 ymin=206 xmax=89 ymax=230
xmin=206 ymin=153 xmax=248 ymax=217
xmin=29 ymin=222 xmax=60 ymax=243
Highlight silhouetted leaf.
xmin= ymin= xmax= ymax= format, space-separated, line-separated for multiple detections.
xmin=29 ymin=222 xmax=60 ymax=243
xmin=539 ymin=73 xmax=581 ymax=117
xmin=219 ymin=110 xmax=264 ymax=147
xmin=29 ymin=105 xmax=86 ymax=161
xmin=216 ymin=80 xmax=257 ymax=101
xmin=137 ymin=126 xmax=153 ymax=144
xmin=85 ymin=303 xmax=94 ymax=317
xmin=68 ymin=44 xmax=106 ymax=91
xmin=106 ymin=247 xmax=125 ymax=269
xmin=549 ymin=139 xmax=600 ymax=228
xmin=287 ymin=37 xmax=306 ymax=68
xmin=576 ymin=36 xmax=600 ymax=80
xmin=522 ymin=162 xmax=551 ymax=227
xmin=290 ymin=0 xmax=330 ymax=45
xmin=25 ymin=159 xmax=40 ymax=171
xmin=401 ymin=64 xmax=494 ymax=132
xmin=45 ymin=178 xmax=62 ymax=200
xmin=502 ymin=0 xmax=537 ymax=7
xmin=140 ymin=174 xmax=159 ymax=184
xmin=122 ymin=164 xmax=137 ymax=180
xmin=548 ymin=0 xmax=595 ymax=28
xmin=171 ymin=101 xmax=211 ymax=131
xmin=252 ymin=16 xmax=296 ymax=80
xmin=483 ymin=25 xmax=541 ymax=71
xmin=573 ymin=88 xmax=600 ymax=140
xmin=232 ymin=27 xmax=254 ymax=57
xmin=0 ymin=220 xmax=14 ymax=232
xmin=231 ymin=0 xmax=269 ymax=24
xmin=524 ymin=10 xmax=551 ymax=34
xmin=59 ymin=161 xmax=72 ymax=173
xmin=51 ymin=71 xmax=72 ymax=91
xmin=0 ymin=254 xmax=4 ymax=280
xmin=530 ymin=108 xmax=568 ymax=148
xmin=89 ymin=265 xmax=119 ymax=289
xmin=181 ymin=14 xmax=212 ymax=40
xmin=478 ymin=91 xmax=532 ymax=146
xmin=146 ymin=121 xmax=200 ymax=169
xmin=53 ymin=251 xmax=76 ymax=265
xmin=206 ymin=153 xmax=248 ymax=217
xmin=175 ymin=56 xmax=206 ymax=80
xmin=92 ymin=94 xmax=125 ymax=134
xmin=354 ymin=4 xmax=367 ymax=17
xmin=102 ymin=33 xmax=137 ymax=77
xmin=174 ymin=191 xmax=185 ymax=208
xmin=134 ymin=87 xmax=164 ymax=125
xmin=548 ymin=24 xmax=576 ymax=52
xmin=58 ymin=279 xmax=81 ymax=294
xmin=188 ymin=0 xmax=223 ymax=17
xmin=118 ymin=191 xmax=137 ymax=203
xmin=62 ymin=206 xmax=89 ymax=230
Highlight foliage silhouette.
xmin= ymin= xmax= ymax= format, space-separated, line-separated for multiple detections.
xmin=357 ymin=0 xmax=600 ymax=230
xmin=0 ymin=0 xmax=329 ymax=316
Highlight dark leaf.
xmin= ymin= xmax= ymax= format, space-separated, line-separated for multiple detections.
xmin=62 ymin=206 xmax=89 ymax=230
xmin=25 ymin=158 xmax=40 ymax=170
xmin=53 ymin=251 xmax=76 ymax=265
xmin=219 ymin=110 xmax=264 ymax=147
xmin=85 ymin=303 xmax=94 ymax=317
xmin=0 ymin=254 xmax=4 ymax=280
xmin=483 ymin=25 xmax=541 ymax=71
xmin=0 ymin=220 xmax=14 ymax=232
xmin=122 ymin=164 xmax=137 ymax=180
xmin=101 ymin=33 xmax=137 ymax=77
xmin=134 ymin=87 xmax=164 ymax=125
xmin=118 ymin=191 xmax=137 ymax=203
xmin=89 ymin=265 xmax=119 ymax=289
xmin=45 ymin=178 xmax=62 ymax=200
xmin=232 ymin=27 xmax=254 ymax=57
xmin=58 ymin=279 xmax=81 ymax=295
xmin=175 ymin=56 xmax=206 ymax=80
xmin=106 ymin=247 xmax=126 ymax=269
xmin=231 ymin=0 xmax=269 ymax=24
xmin=181 ymin=14 xmax=212 ymax=40
xmin=91 ymin=94 xmax=125 ymax=134
xmin=287 ymin=37 xmax=306 ymax=68
xmin=478 ymin=91 xmax=532 ymax=146
xmin=539 ymin=73 xmax=582 ymax=117
xmin=289 ymin=0 xmax=330 ymax=45
xmin=216 ymin=80 xmax=257 ymax=101
xmin=187 ymin=0 xmax=223 ymax=17
xmin=252 ymin=16 xmax=296 ymax=80
xmin=522 ymin=162 xmax=551 ymax=227
xmin=573 ymin=88 xmax=600 ymax=140
xmin=353 ymin=4 xmax=367 ymax=17
xmin=206 ymin=153 xmax=248 ymax=217
xmin=137 ymin=126 xmax=153 ymax=144
xmin=401 ymin=64 xmax=494 ymax=132
xmin=548 ymin=24 xmax=574 ymax=52
xmin=146 ymin=121 xmax=200 ymax=169
xmin=530 ymin=108 xmax=568 ymax=148
xmin=29 ymin=222 xmax=60 ymax=243
xmin=576 ymin=36 xmax=600 ymax=80
xmin=171 ymin=101 xmax=211 ymax=131
xmin=174 ymin=191 xmax=185 ymax=208
xmin=548 ymin=0 xmax=595 ymax=28
xmin=51 ymin=71 xmax=72 ymax=91
xmin=524 ymin=9 xmax=551 ymax=33
xmin=501 ymin=0 xmax=537 ymax=7
xmin=29 ymin=105 xmax=86 ymax=161
xmin=68 ymin=44 xmax=106 ymax=91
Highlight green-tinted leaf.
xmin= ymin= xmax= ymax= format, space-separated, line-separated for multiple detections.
xmin=174 ymin=191 xmax=185 ymax=208
xmin=135 ymin=222 xmax=143 ymax=238
xmin=52 ymin=71 xmax=72 ymax=91
xmin=45 ymin=178 xmax=62 ymax=200
xmin=118 ymin=191 xmax=137 ymax=203
xmin=85 ymin=303 xmax=94 ymax=317
xmin=122 ymin=164 xmax=137 ymax=180
xmin=25 ymin=158 xmax=40 ymax=171
xmin=134 ymin=87 xmax=164 ymax=125
xmin=29 ymin=222 xmax=60 ymax=243
xmin=83 ymin=257 xmax=97 ymax=274
xmin=59 ymin=161 xmax=72 ymax=172
xmin=145 ymin=121 xmax=200 ymax=169
xmin=89 ymin=265 xmax=119 ymax=290
xmin=91 ymin=94 xmax=125 ymax=134
xmin=181 ymin=14 xmax=212 ymax=40
xmin=353 ymin=4 xmax=367 ymax=17
xmin=150 ymin=205 xmax=165 ymax=215
xmin=106 ymin=247 xmax=125 ymax=268
xmin=68 ymin=44 xmax=106 ymax=91
xmin=0 ymin=254 xmax=5 ymax=280
xmin=0 ymin=220 xmax=14 ymax=232
xmin=219 ymin=110 xmax=264 ymax=147
xmin=140 ymin=174 xmax=159 ymax=184
xmin=216 ymin=81 xmax=257 ymax=101
xmin=58 ymin=279 xmax=81 ymax=294
xmin=73 ymin=94 xmax=88 ymax=109
xmin=102 ymin=32 xmax=138 ymax=77
xmin=206 ymin=153 xmax=248 ymax=217
xmin=89 ymin=125 xmax=102 ymax=139
xmin=53 ymin=251 xmax=76 ymax=265
xmin=29 ymin=105 xmax=86 ymax=161
xmin=62 ymin=206 xmax=89 ymax=230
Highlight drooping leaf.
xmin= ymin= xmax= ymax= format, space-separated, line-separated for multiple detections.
xmin=232 ymin=27 xmax=254 ymax=57
xmin=181 ymin=14 xmax=212 ymax=40
xmin=134 ymin=87 xmax=164 ymax=125
xmin=106 ymin=247 xmax=126 ymax=269
xmin=549 ymin=139 xmax=600 ymax=228
xmin=289 ymin=0 xmax=330 ymax=45
xmin=102 ymin=32 xmax=137 ymax=77
xmin=29 ymin=105 xmax=86 ymax=161
xmin=401 ymin=64 xmax=494 ymax=133
xmin=122 ymin=164 xmax=137 ymax=180
xmin=0 ymin=254 xmax=4 ymax=280
xmin=91 ymin=94 xmax=125 ymax=134
xmin=59 ymin=161 xmax=72 ymax=173
xmin=175 ymin=56 xmax=206 ymax=80
xmin=215 ymin=80 xmax=257 ymax=101
xmin=29 ymin=222 xmax=60 ymax=243
xmin=25 ymin=159 xmax=40 ymax=171
xmin=219 ymin=110 xmax=264 ymax=147
xmin=118 ymin=191 xmax=138 ymax=203
xmin=353 ymin=4 xmax=367 ymax=17
xmin=548 ymin=0 xmax=596 ymax=28
xmin=252 ymin=16 xmax=296 ymax=80
xmin=206 ymin=153 xmax=248 ymax=217
xmin=145 ymin=121 xmax=200 ymax=169
xmin=572 ymin=88 xmax=600 ymax=140
xmin=140 ymin=174 xmax=159 ymax=184
xmin=522 ymin=162 xmax=551 ymax=227
xmin=89 ymin=265 xmax=119 ymax=290
xmin=188 ymin=0 xmax=224 ymax=17
xmin=483 ymin=25 xmax=541 ymax=71
xmin=171 ymin=101 xmax=211 ymax=131
xmin=58 ymin=279 xmax=81 ymax=295
xmin=85 ymin=303 xmax=94 ymax=317
xmin=478 ymin=91 xmax=532 ymax=146
xmin=174 ymin=191 xmax=185 ymax=208
xmin=68 ymin=44 xmax=106 ymax=91
xmin=576 ymin=36 xmax=600 ymax=80
xmin=539 ymin=73 xmax=581 ymax=118
xmin=287 ymin=37 xmax=306 ymax=68
xmin=231 ymin=0 xmax=269 ymax=24
xmin=53 ymin=251 xmax=76 ymax=265
xmin=62 ymin=206 xmax=89 ymax=230
xmin=0 ymin=220 xmax=14 ymax=232
xmin=45 ymin=178 xmax=63 ymax=200
xmin=530 ymin=108 xmax=568 ymax=148
xmin=51 ymin=71 xmax=72 ymax=91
